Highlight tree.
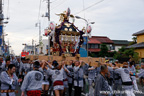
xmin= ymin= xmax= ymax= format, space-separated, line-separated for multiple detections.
xmin=129 ymin=37 xmax=137 ymax=45
xmin=132 ymin=52 xmax=140 ymax=63
xmin=114 ymin=47 xmax=140 ymax=63
xmin=132 ymin=37 xmax=137 ymax=43
xmin=119 ymin=46 xmax=126 ymax=53
xmin=99 ymin=44 xmax=109 ymax=57
xmin=109 ymin=51 xmax=117 ymax=57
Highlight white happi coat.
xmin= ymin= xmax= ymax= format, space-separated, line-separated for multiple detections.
xmin=0 ymin=71 xmax=18 ymax=96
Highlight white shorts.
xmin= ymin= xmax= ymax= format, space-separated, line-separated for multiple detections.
xmin=53 ymin=85 xmax=64 ymax=90
xmin=42 ymin=81 xmax=49 ymax=85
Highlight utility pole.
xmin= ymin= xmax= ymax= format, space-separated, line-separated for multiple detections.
xmin=0 ymin=0 xmax=3 ymax=56
xmin=47 ymin=0 xmax=50 ymax=58
xmin=32 ymin=39 xmax=34 ymax=55
xmin=39 ymin=22 xmax=41 ymax=48
xmin=0 ymin=0 xmax=2 ymax=24
xmin=48 ymin=0 xmax=50 ymax=21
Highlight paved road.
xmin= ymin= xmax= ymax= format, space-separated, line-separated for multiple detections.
xmin=16 ymin=83 xmax=144 ymax=96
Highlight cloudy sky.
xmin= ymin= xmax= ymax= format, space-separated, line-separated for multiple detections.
xmin=3 ymin=0 xmax=144 ymax=55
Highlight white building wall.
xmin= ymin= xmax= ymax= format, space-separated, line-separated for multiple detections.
xmin=40 ymin=39 xmax=50 ymax=55
xmin=115 ymin=46 xmax=122 ymax=51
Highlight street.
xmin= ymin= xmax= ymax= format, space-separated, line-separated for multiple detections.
xmin=16 ymin=80 xmax=144 ymax=96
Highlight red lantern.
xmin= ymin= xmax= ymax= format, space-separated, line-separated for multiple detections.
xmin=45 ymin=29 xmax=48 ymax=36
xmin=87 ymin=25 xmax=92 ymax=34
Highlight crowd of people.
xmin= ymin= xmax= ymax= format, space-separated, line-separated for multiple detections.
xmin=0 ymin=55 xmax=144 ymax=96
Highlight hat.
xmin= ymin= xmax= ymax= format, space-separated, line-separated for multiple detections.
xmin=21 ymin=57 xmax=26 ymax=60
xmin=33 ymin=61 xmax=40 ymax=68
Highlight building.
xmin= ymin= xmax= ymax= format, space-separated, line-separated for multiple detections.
xmin=82 ymin=36 xmax=114 ymax=57
xmin=127 ymin=29 xmax=144 ymax=62
xmin=40 ymin=39 xmax=50 ymax=55
xmin=112 ymin=40 xmax=131 ymax=51
xmin=23 ymin=45 xmax=34 ymax=55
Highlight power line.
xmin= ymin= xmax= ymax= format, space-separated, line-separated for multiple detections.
xmin=51 ymin=0 xmax=69 ymax=11
xmin=51 ymin=0 xmax=59 ymax=3
xmin=74 ymin=0 xmax=105 ymax=15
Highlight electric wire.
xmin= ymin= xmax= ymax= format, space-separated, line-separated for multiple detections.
xmin=51 ymin=0 xmax=69 ymax=11
xmin=74 ymin=0 xmax=105 ymax=15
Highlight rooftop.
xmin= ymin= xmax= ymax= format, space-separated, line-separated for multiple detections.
xmin=133 ymin=29 xmax=144 ymax=36
xmin=112 ymin=40 xmax=131 ymax=45
xmin=88 ymin=36 xmax=113 ymax=44
xmin=88 ymin=38 xmax=101 ymax=44
xmin=127 ymin=42 xmax=144 ymax=49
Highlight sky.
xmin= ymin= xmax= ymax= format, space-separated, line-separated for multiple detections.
xmin=2 ymin=0 xmax=144 ymax=55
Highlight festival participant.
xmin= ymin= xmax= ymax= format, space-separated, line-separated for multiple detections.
xmin=0 ymin=64 xmax=22 ymax=96
xmin=115 ymin=62 xmax=135 ymax=96
xmin=113 ymin=64 xmax=122 ymax=96
xmin=73 ymin=61 xmax=84 ymax=96
xmin=24 ymin=58 xmax=31 ymax=74
xmin=95 ymin=61 xmax=101 ymax=77
xmin=15 ymin=57 xmax=21 ymax=76
xmin=80 ymin=60 xmax=89 ymax=95
xmin=45 ymin=60 xmax=65 ymax=96
xmin=0 ymin=56 xmax=3 ymax=95
xmin=19 ymin=58 xmax=25 ymax=84
xmin=128 ymin=61 xmax=138 ymax=91
xmin=21 ymin=61 xmax=43 ymax=96
xmin=88 ymin=62 xmax=96 ymax=96
xmin=1 ymin=57 xmax=11 ymax=71
xmin=19 ymin=58 xmax=26 ymax=75
xmin=61 ymin=61 xmax=69 ymax=96
xmin=94 ymin=65 xmax=111 ymax=96
xmin=0 ymin=57 xmax=3 ymax=74
xmin=10 ymin=55 xmax=17 ymax=65
xmin=29 ymin=60 xmax=33 ymax=71
xmin=40 ymin=60 xmax=50 ymax=96
xmin=137 ymin=64 xmax=144 ymax=87
xmin=66 ymin=60 xmax=74 ymax=96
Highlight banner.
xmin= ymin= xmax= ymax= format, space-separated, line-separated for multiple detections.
xmin=0 ymin=25 xmax=2 ymax=36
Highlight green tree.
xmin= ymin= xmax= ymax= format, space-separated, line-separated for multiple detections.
xmin=109 ymin=51 xmax=117 ymax=57
xmin=129 ymin=37 xmax=137 ymax=45
xmin=99 ymin=44 xmax=109 ymax=57
xmin=132 ymin=37 xmax=137 ymax=43
xmin=114 ymin=47 xmax=140 ymax=63
xmin=119 ymin=46 xmax=126 ymax=53
xmin=132 ymin=52 xmax=140 ymax=63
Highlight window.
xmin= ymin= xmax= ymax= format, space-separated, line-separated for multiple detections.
xmin=88 ymin=44 xmax=99 ymax=49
